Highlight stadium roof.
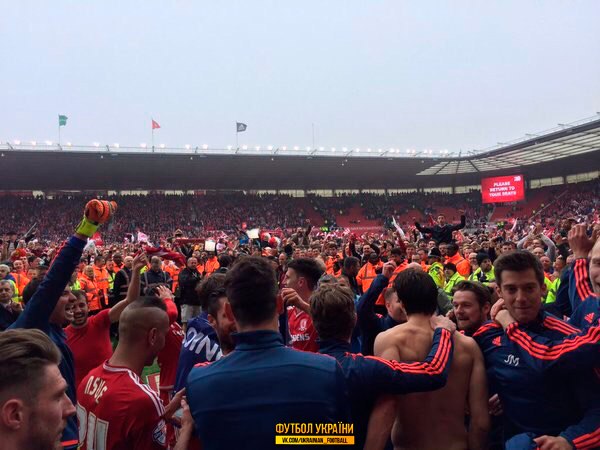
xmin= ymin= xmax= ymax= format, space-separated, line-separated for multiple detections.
xmin=1 ymin=116 xmax=599 ymax=191
xmin=418 ymin=115 xmax=600 ymax=175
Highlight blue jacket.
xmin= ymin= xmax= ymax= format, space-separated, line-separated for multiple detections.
xmin=186 ymin=330 xmax=350 ymax=450
xmin=174 ymin=311 xmax=223 ymax=392
xmin=568 ymin=258 xmax=599 ymax=330
xmin=11 ymin=235 xmax=85 ymax=449
xmin=318 ymin=328 xmax=453 ymax=449
xmin=356 ymin=274 xmax=399 ymax=356
xmin=474 ymin=313 xmax=600 ymax=448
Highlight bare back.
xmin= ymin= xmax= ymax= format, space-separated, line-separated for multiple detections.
xmin=381 ymin=322 xmax=477 ymax=450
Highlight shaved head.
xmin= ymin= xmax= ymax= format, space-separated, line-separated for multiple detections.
xmin=118 ymin=297 xmax=169 ymax=343
xmin=406 ymin=262 xmax=424 ymax=271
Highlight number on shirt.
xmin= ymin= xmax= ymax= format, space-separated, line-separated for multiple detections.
xmin=77 ymin=404 xmax=109 ymax=450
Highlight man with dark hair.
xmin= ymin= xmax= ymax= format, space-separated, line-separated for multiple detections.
xmin=174 ymin=274 xmax=230 ymax=393
xmin=443 ymin=262 xmax=465 ymax=299
xmin=474 ymin=250 xmax=600 ymax=449
xmin=469 ymin=252 xmax=495 ymax=285
xmin=427 ymin=247 xmax=445 ymax=288
xmin=281 ymin=258 xmax=324 ymax=352
xmin=186 ymin=257 xmax=350 ymax=450
xmin=341 ymin=256 xmax=360 ymax=296
xmin=0 ymin=329 xmax=76 ymax=450
xmin=452 ymin=281 xmax=491 ymax=336
xmin=66 ymin=252 xmax=147 ymax=389
xmin=312 ymin=283 xmax=455 ymax=449
xmin=357 ymin=251 xmax=383 ymax=294
xmin=445 ymin=242 xmax=471 ymax=277
xmin=373 ymin=269 xmax=490 ymax=450
xmin=77 ymin=297 xmax=170 ymax=449
xmin=414 ymin=210 xmax=466 ymax=244
xmin=178 ymin=256 xmax=202 ymax=331
xmin=216 ymin=254 xmax=231 ymax=274
xmin=357 ymin=261 xmax=406 ymax=356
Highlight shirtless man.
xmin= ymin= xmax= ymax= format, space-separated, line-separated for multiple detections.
xmin=371 ymin=269 xmax=489 ymax=450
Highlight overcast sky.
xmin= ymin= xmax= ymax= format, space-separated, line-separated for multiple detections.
xmin=1 ymin=1 xmax=599 ymax=153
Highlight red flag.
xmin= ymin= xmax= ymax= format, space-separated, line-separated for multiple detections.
xmin=143 ymin=246 xmax=186 ymax=267
xmin=152 ymin=119 xmax=161 ymax=130
xmin=92 ymin=231 xmax=104 ymax=247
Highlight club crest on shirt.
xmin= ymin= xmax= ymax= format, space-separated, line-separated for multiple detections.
xmin=153 ymin=419 xmax=167 ymax=446
xmin=299 ymin=318 xmax=308 ymax=332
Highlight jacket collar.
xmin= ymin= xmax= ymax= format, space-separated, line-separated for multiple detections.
xmin=232 ymin=330 xmax=284 ymax=350
xmin=318 ymin=339 xmax=351 ymax=356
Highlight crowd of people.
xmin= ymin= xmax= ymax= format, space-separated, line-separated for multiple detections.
xmin=0 ymin=178 xmax=598 ymax=245
xmin=0 ymin=190 xmax=599 ymax=450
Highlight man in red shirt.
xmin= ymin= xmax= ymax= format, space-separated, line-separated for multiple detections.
xmin=153 ymin=286 xmax=185 ymax=407
xmin=77 ymin=296 xmax=170 ymax=450
xmin=281 ymin=258 xmax=323 ymax=353
xmin=66 ymin=252 xmax=147 ymax=388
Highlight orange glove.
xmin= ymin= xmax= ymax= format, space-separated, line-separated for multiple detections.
xmin=85 ymin=200 xmax=117 ymax=224
xmin=76 ymin=200 xmax=118 ymax=237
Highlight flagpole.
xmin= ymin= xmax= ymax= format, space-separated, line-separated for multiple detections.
xmin=58 ymin=123 xmax=61 ymax=146
xmin=152 ymin=121 xmax=155 ymax=152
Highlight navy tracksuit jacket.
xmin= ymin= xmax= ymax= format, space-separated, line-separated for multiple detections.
xmin=186 ymin=330 xmax=350 ymax=450
xmin=474 ymin=312 xmax=600 ymax=449
xmin=356 ymin=274 xmax=399 ymax=356
xmin=10 ymin=235 xmax=85 ymax=449
xmin=568 ymin=258 xmax=599 ymax=330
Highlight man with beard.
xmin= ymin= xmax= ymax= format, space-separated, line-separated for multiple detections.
xmin=0 ymin=329 xmax=76 ymax=450
xmin=451 ymin=281 xmax=491 ymax=336
xmin=65 ymin=252 xmax=147 ymax=388
xmin=174 ymin=274 xmax=236 ymax=393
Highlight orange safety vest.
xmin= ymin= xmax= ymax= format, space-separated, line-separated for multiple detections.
xmin=93 ymin=266 xmax=110 ymax=291
xmin=356 ymin=261 xmax=384 ymax=294
xmin=375 ymin=261 xmax=408 ymax=306
xmin=445 ymin=253 xmax=471 ymax=277
xmin=79 ymin=275 xmax=102 ymax=311
xmin=165 ymin=264 xmax=181 ymax=293
xmin=10 ymin=272 xmax=30 ymax=298
xmin=325 ymin=254 xmax=342 ymax=276
xmin=205 ymin=257 xmax=220 ymax=275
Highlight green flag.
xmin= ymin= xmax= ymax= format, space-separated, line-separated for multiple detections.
xmin=58 ymin=115 xmax=68 ymax=126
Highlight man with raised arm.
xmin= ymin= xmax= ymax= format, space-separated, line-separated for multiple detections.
xmin=10 ymin=199 xmax=116 ymax=450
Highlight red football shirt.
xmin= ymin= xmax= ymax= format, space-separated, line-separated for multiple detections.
xmin=77 ymin=362 xmax=167 ymax=450
xmin=66 ymin=309 xmax=113 ymax=389
xmin=287 ymin=306 xmax=319 ymax=352
xmin=157 ymin=322 xmax=184 ymax=397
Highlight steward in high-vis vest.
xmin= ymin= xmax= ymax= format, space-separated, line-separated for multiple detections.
xmin=356 ymin=253 xmax=384 ymax=295
xmin=427 ymin=247 xmax=445 ymax=289
xmin=443 ymin=262 xmax=465 ymax=299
